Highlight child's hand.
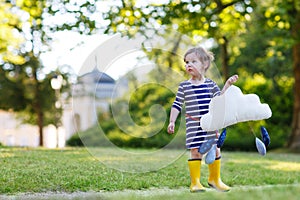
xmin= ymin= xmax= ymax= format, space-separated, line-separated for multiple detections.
xmin=221 ymin=74 xmax=239 ymax=95
xmin=226 ymin=74 xmax=239 ymax=85
xmin=167 ymin=122 xmax=175 ymax=134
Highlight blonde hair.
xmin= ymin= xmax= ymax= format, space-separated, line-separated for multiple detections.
xmin=184 ymin=47 xmax=214 ymax=67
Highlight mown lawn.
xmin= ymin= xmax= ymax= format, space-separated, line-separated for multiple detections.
xmin=0 ymin=147 xmax=300 ymax=199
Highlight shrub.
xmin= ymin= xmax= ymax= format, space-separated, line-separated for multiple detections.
xmin=68 ymin=72 xmax=292 ymax=151
xmin=66 ymin=133 xmax=83 ymax=146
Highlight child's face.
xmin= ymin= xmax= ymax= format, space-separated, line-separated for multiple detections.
xmin=184 ymin=52 xmax=208 ymax=77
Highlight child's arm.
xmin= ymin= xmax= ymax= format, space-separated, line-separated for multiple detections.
xmin=167 ymin=107 xmax=180 ymax=134
xmin=220 ymin=74 xmax=239 ymax=95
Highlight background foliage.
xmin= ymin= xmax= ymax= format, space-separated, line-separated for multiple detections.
xmin=0 ymin=0 xmax=97 ymax=146
xmin=0 ymin=0 xmax=297 ymax=150
xmin=68 ymin=0 xmax=295 ymax=151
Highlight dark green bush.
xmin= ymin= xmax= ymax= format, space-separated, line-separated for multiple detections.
xmin=66 ymin=133 xmax=83 ymax=146
xmin=67 ymin=72 xmax=292 ymax=151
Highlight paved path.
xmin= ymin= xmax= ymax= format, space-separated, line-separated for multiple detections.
xmin=1 ymin=184 xmax=300 ymax=200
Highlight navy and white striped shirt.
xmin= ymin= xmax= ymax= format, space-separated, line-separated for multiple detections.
xmin=172 ymin=78 xmax=220 ymax=149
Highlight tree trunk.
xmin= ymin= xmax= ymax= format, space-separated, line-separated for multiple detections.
xmin=288 ymin=43 xmax=300 ymax=149
xmin=38 ymin=107 xmax=44 ymax=146
xmin=288 ymin=6 xmax=300 ymax=150
xmin=32 ymin=63 xmax=44 ymax=147
xmin=220 ymin=36 xmax=229 ymax=80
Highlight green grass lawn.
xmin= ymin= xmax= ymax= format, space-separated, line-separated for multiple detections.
xmin=0 ymin=147 xmax=300 ymax=199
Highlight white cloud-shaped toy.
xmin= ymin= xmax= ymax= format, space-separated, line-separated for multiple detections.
xmin=200 ymin=85 xmax=272 ymax=131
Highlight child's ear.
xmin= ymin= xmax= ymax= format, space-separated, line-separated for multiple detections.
xmin=204 ymin=61 xmax=210 ymax=70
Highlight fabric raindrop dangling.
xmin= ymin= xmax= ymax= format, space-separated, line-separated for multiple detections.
xmin=199 ymin=138 xmax=215 ymax=154
xmin=217 ymin=129 xmax=227 ymax=148
xmin=255 ymin=137 xmax=266 ymax=156
xmin=260 ymin=126 xmax=270 ymax=147
xmin=205 ymin=144 xmax=217 ymax=164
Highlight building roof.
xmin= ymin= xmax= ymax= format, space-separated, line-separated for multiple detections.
xmin=79 ymin=68 xmax=115 ymax=84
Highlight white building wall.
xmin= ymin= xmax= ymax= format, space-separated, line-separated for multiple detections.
xmin=0 ymin=71 xmax=128 ymax=148
xmin=72 ymin=95 xmax=98 ymax=132
xmin=0 ymin=111 xmax=64 ymax=148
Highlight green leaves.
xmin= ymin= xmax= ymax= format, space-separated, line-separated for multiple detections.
xmin=104 ymin=0 xmax=252 ymax=38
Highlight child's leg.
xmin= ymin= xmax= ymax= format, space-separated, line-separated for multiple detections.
xmin=207 ymin=148 xmax=230 ymax=192
xmin=216 ymin=147 xmax=221 ymax=158
xmin=190 ymin=148 xmax=203 ymax=159
xmin=188 ymin=149 xmax=205 ymax=192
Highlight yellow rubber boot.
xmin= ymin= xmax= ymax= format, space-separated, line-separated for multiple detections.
xmin=188 ymin=159 xmax=206 ymax=192
xmin=208 ymin=157 xmax=230 ymax=192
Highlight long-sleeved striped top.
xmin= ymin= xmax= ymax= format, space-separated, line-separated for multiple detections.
xmin=172 ymin=78 xmax=220 ymax=149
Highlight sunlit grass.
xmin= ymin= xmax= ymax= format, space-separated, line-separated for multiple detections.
xmin=229 ymin=158 xmax=300 ymax=171
xmin=0 ymin=147 xmax=299 ymax=198
xmin=267 ymin=161 xmax=300 ymax=171
xmin=0 ymin=152 xmax=14 ymax=158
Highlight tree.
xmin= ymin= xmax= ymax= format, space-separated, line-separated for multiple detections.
xmin=0 ymin=0 xmax=97 ymax=146
xmin=257 ymin=0 xmax=300 ymax=150
xmin=103 ymin=0 xmax=253 ymax=80
xmin=102 ymin=0 xmax=299 ymax=150
xmin=287 ymin=1 xmax=300 ymax=150
xmin=231 ymin=0 xmax=293 ymax=127
xmin=291 ymin=15 xmax=300 ymax=150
